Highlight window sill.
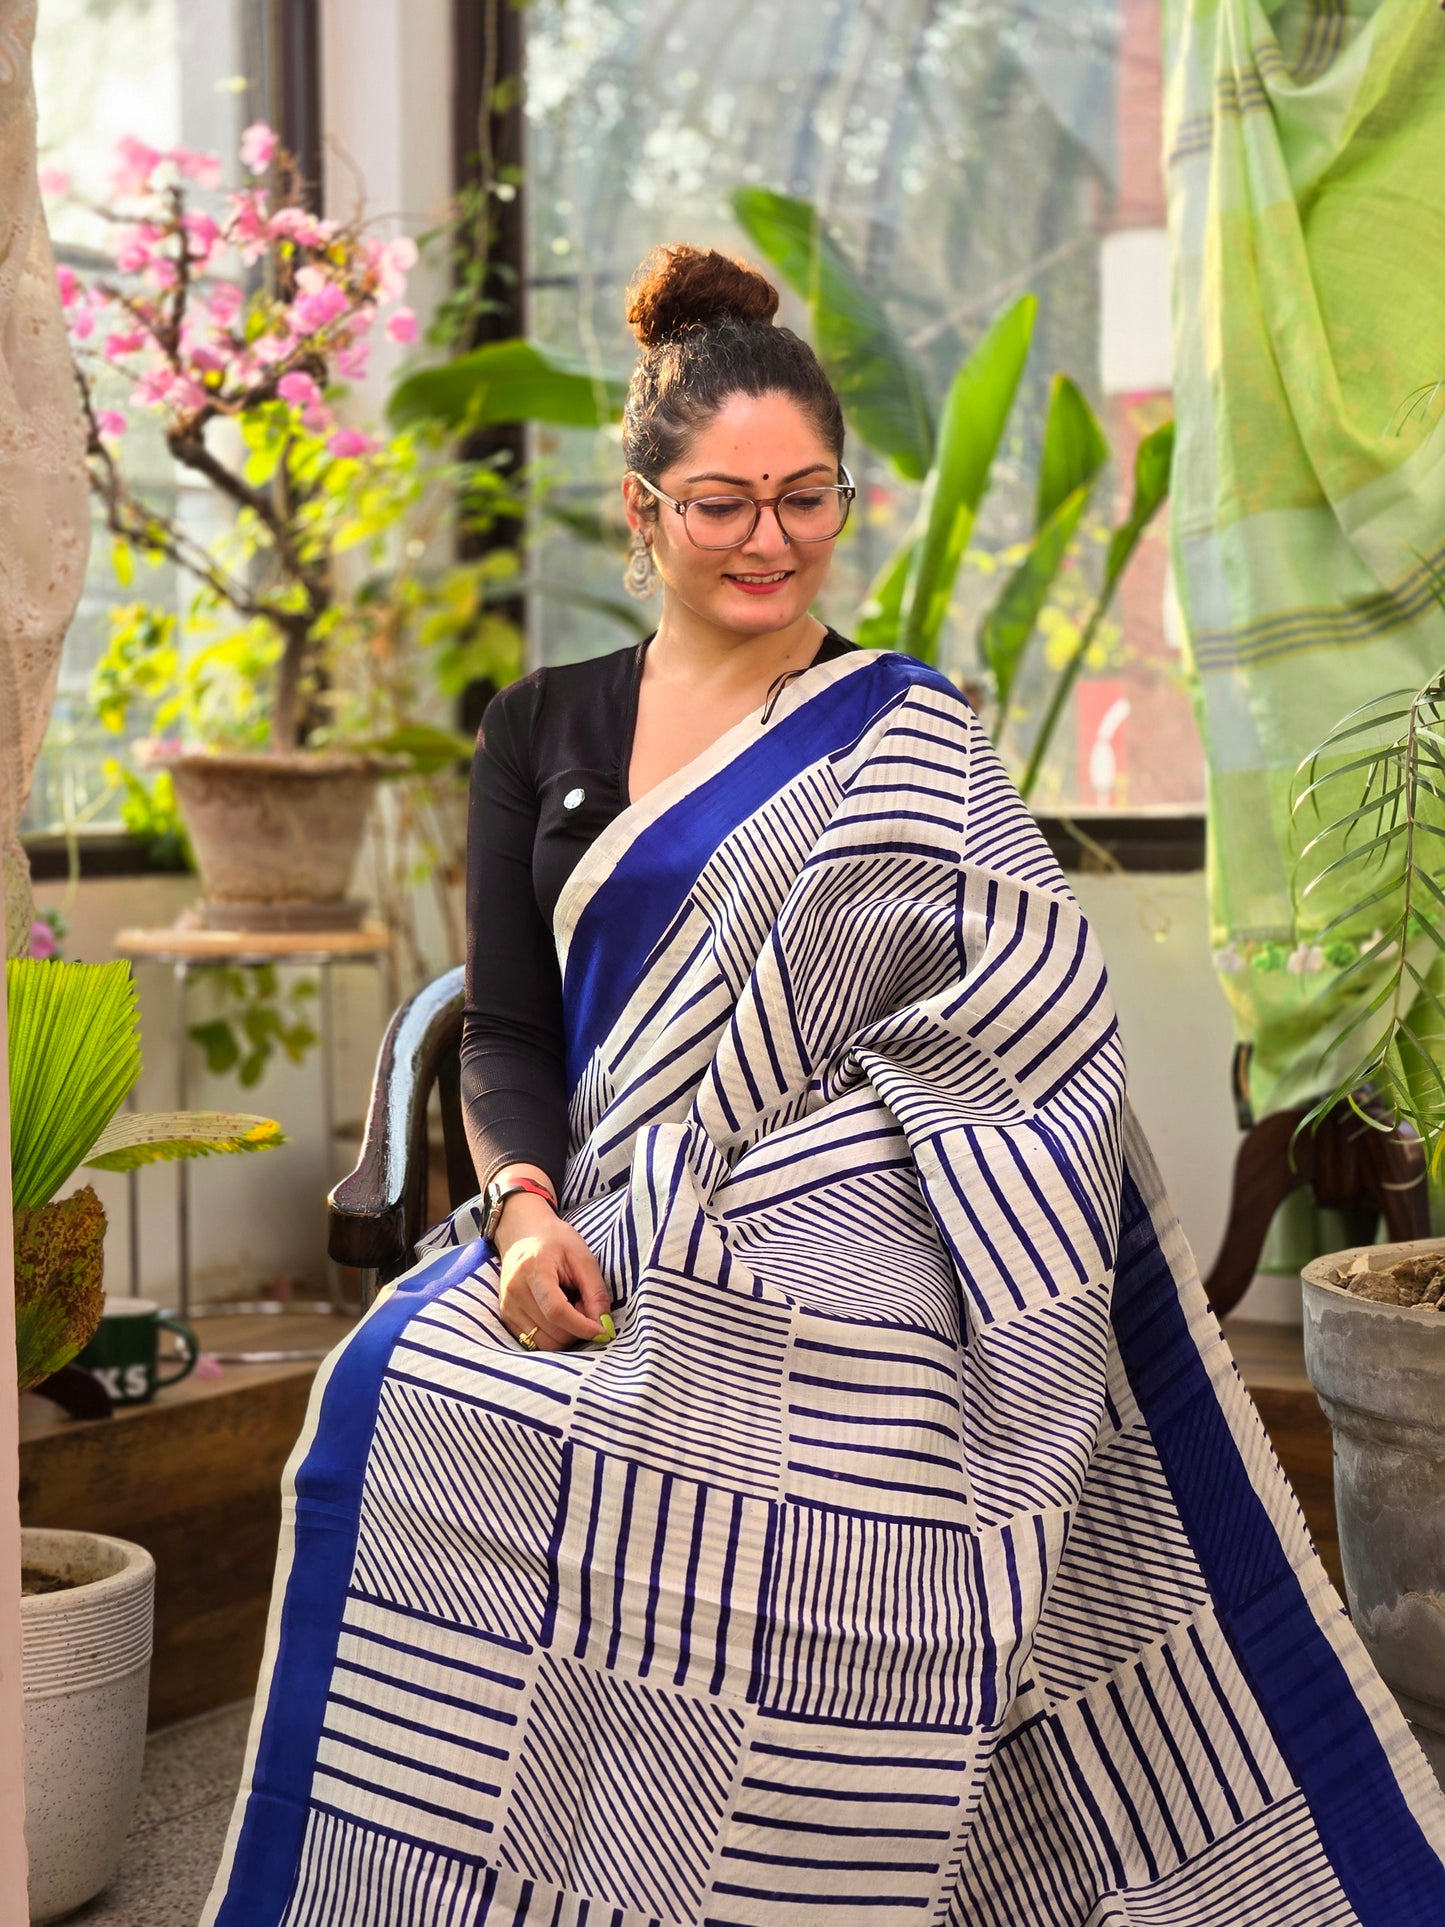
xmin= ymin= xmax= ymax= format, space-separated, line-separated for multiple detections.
xmin=23 ymin=814 xmax=1206 ymax=886
xmin=1034 ymin=809 xmax=1205 ymax=875
xmin=22 ymin=830 xmax=193 ymax=883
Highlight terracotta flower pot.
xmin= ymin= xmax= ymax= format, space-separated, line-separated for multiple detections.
xmin=170 ymin=751 xmax=393 ymax=930
xmin=22 ymin=1528 xmax=155 ymax=1922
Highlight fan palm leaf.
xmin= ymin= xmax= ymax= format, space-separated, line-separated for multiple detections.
xmin=7 ymin=959 xmax=140 ymax=1211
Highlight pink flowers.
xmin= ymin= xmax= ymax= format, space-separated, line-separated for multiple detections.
xmin=62 ymin=125 xmax=418 ymax=483
xmin=327 ymin=428 xmax=379 ymax=460
xmin=228 ymin=189 xmax=271 ymax=263
xmin=277 ymin=370 xmax=331 ymax=432
xmin=334 ymin=339 xmax=371 ymax=382
xmin=175 ymin=149 xmax=223 ymax=191
xmin=290 ymin=268 xmax=349 ymax=336
xmin=368 ymin=234 xmax=418 ymax=303
xmin=27 ymin=920 xmax=58 ymax=961
xmin=239 ymin=122 xmax=277 ymax=175
xmin=114 ymin=237 xmax=154 ymax=275
xmin=183 ymin=210 xmax=222 ymax=265
xmin=37 ymin=165 xmax=71 ymax=199
xmin=110 ymin=135 xmax=162 ymax=197
xmin=204 ymin=282 xmax=243 ymax=329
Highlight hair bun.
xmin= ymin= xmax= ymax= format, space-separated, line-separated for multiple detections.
xmin=626 ymin=244 xmax=779 ymax=348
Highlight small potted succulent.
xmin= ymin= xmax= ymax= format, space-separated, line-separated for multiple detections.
xmin=56 ymin=125 xmax=493 ymax=928
xmin=10 ymin=952 xmax=283 ymax=1917
xmin=1291 ymin=665 xmax=1445 ymax=1784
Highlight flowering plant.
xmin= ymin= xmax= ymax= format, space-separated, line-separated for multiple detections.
xmin=58 ymin=125 xmax=521 ymax=755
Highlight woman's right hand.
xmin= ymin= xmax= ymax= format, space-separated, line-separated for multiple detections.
xmin=494 ymin=1191 xmax=612 ymax=1350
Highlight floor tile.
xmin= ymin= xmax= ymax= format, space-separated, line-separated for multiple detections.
xmin=58 ymin=1701 xmax=250 ymax=1925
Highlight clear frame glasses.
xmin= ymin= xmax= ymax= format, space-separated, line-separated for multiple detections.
xmin=628 ymin=465 xmax=856 ymax=550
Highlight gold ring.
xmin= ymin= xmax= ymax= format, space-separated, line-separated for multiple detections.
xmin=518 ymin=1326 xmax=539 ymax=1351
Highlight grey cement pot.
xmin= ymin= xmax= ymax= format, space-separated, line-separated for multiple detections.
xmin=170 ymin=751 xmax=393 ymax=929
xmin=1302 ymin=1238 xmax=1445 ymax=1787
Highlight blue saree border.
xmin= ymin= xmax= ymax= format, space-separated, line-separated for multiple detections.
xmin=210 ymin=1240 xmax=489 ymax=1926
xmin=1114 ymin=1170 xmax=1445 ymax=1916
xmin=562 ymin=650 xmax=955 ymax=1094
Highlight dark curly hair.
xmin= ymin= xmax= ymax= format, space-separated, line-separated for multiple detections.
xmin=622 ymin=243 xmax=845 ymax=505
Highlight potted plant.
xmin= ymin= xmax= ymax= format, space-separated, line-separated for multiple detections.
xmin=10 ymin=952 xmax=283 ymax=1916
xmin=57 ymin=125 xmax=522 ymax=929
xmin=1291 ymin=667 xmax=1445 ymax=1783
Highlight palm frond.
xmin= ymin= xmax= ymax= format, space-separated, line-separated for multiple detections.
xmin=1293 ymin=662 xmax=1445 ymax=1160
xmin=83 ymin=1111 xmax=286 ymax=1172
xmin=7 ymin=960 xmax=141 ymax=1210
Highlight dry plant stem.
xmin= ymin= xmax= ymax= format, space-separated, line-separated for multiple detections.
xmin=79 ymin=364 xmax=330 ymax=750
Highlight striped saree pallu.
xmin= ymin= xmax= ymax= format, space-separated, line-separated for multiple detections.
xmin=205 ymin=652 xmax=1445 ymax=1926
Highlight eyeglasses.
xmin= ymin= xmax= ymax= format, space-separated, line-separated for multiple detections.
xmin=627 ymin=465 xmax=855 ymax=550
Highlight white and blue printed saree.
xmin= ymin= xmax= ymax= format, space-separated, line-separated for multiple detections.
xmin=205 ymin=650 xmax=1445 ymax=1925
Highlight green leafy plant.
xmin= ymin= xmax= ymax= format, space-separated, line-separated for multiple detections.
xmin=188 ymin=964 xmax=319 ymax=1089
xmin=1292 ymin=666 xmax=1445 ymax=1173
xmin=732 ymin=187 xmax=1173 ymax=798
xmin=8 ymin=957 xmax=285 ymax=1390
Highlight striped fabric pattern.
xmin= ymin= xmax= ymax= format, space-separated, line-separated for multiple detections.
xmin=205 ymin=652 xmax=1445 ymax=1926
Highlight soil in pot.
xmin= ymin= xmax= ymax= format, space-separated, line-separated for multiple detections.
xmin=1322 ymin=1248 xmax=1445 ymax=1309
xmin=21 ymin=1567 xmax=82 ymax=1597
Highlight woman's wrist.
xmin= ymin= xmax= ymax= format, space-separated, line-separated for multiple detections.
xmin=488 ymin=1167 xmax=558 ymax=1252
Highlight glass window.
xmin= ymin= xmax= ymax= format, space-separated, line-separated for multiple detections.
xmin=22 ymin=0 xmax=276 ymax=836
xmin=523 ymin=0 xmax=1202 ymax=808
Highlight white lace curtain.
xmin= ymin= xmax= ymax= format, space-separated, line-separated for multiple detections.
xmin=0 ymin=0 xmax=90 ymax=954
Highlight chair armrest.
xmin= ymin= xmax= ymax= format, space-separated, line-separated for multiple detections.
xmin=328 ymin=965 xmax=465 ymax=1280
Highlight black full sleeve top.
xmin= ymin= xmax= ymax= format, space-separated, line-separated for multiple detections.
xmin=460 ymin=628 xmax=857 ymax=1197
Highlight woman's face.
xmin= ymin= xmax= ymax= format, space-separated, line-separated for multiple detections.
xmin=625 ymin=390 xmax=844 ymax=639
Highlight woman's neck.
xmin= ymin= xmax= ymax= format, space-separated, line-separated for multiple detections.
xmin=644 ymin=601 xmax=827 ymax=700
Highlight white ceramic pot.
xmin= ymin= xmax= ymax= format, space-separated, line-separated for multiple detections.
xmin=21 ymin=1528 xmax=155 ymax=1923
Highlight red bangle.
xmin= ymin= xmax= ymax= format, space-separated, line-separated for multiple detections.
xmin=507 ymin=1178 xmax=556 ymax=1208
xmin=483 ymin=1175 xmax=557 ymax=1245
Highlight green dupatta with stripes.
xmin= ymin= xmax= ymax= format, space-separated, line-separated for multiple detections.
xmin=1165 ymin=0 xmax=1445 ymax=1116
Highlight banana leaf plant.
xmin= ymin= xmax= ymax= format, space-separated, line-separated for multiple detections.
xmin=732 ymin=187 xmax=1173 ymax=800
xmin=1291 ymin=664 xmax=1445 ymax=1175
xmin=8 ymin=957 xmax=285 ymax=1392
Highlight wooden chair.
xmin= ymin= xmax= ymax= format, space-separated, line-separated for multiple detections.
xmin=1203 ymin=1087 xmax=1430 ymax=1317
xmin=328 ymin=965 xmax=475 ymax=1304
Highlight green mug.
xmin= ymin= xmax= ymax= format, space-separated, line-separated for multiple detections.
xmin=74 ymin=1296 xmax=199 ymax=1407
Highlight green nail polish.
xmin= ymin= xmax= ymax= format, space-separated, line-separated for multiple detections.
xmin=598 ymin=1313 xmax=616 ymax=1342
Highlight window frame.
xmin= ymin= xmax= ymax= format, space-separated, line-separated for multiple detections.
xmin=21 ymin=0 xmax=324 ymax=879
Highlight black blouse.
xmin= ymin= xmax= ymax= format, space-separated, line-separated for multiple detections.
xmin=460 ymin=628 xmax=857 ymax=1196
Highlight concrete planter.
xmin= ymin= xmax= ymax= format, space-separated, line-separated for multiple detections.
xmin=1302 ymin=1239 xmax=1445 ymax=1786
xmin=22 ymin=1529 xmax=155 ymax=1922
xmin=170 ymin=750 xmax=391 ymax=929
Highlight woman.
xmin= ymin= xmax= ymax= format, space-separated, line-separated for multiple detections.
xmin=207 ymin=249 xmax=1445 ymax=1926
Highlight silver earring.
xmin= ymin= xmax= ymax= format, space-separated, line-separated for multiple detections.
xmin=624 ymin=527 xmax=660 ymax=599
